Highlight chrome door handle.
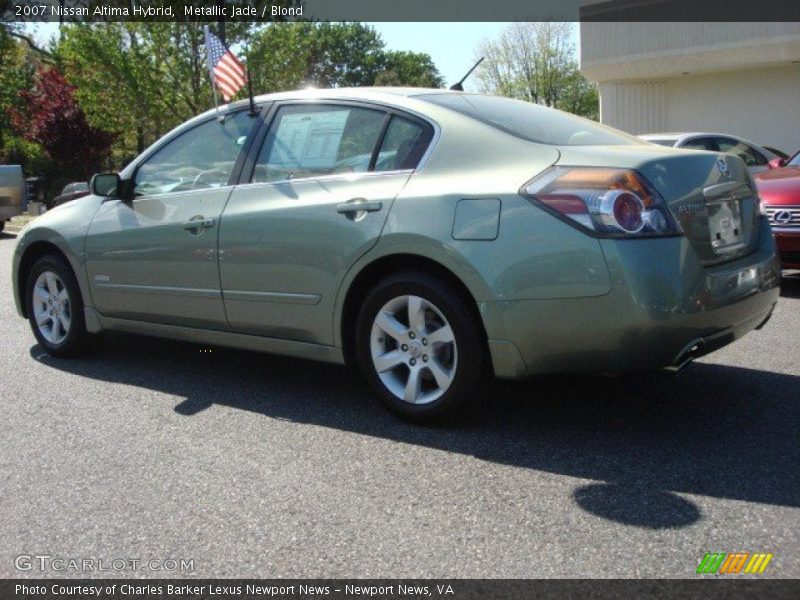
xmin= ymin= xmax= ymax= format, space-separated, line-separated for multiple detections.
xmin=183 ymin=217 xmax=215 ymax=230
xmin=336 ymin=201 xmax=382 ymax=214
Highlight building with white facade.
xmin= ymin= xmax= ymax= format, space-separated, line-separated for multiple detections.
xmin=580 ymin=23 xmax=800 ymax=154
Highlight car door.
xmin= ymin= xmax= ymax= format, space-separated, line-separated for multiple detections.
xmin=713 ymin=136 xmax=770 ymax=174
xmin=219 ymin=101 xmax=435 ymax=344
xmin=85 ymin=110 xmax=259 ymax=329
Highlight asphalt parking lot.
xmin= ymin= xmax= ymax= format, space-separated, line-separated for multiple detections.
xmin=0 ymin=232 xmax=798 ymax=579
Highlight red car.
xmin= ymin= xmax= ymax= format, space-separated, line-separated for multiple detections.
xmin=756 ymin=152 xmax=800 ymax=270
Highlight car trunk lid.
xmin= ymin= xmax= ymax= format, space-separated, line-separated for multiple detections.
xmin=556 ymin=145 xmax=761 ymax=266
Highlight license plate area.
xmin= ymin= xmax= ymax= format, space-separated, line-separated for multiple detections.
xmin=708 ymin=198 xmax=745 ymax=253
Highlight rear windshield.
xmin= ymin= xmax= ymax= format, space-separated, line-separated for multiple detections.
xmin=417 ymin=93 xmax=641 ymax=146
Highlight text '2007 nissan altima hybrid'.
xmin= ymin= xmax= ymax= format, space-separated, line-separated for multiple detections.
xmin=12 ymin=88 xmax=780 ymax=422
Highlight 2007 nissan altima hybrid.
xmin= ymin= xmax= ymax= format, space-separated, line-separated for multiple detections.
xmin=12 ymin=88 xmax=780 ymax=421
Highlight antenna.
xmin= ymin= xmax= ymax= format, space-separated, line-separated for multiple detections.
xmin=450 ymin=57 xmax=485 ymax=91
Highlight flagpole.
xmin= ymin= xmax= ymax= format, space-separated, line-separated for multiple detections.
xmin=203 ymin=25 xmax=222 ymax=118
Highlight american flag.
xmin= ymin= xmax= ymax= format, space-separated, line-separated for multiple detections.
xmin=204 ymin=27 xmax=247 ymax=102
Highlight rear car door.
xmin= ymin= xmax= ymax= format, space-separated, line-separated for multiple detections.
xmin=85 ymin=110 xmax=259 ymax=329
xmin=219 ymin=101 xmax=434 ymax=344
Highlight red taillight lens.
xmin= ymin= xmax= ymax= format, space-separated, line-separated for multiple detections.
xmin=611 ymin=191 xmax=644 ymax=233
xmin=522 ymin=166 xmax=681 ymax=237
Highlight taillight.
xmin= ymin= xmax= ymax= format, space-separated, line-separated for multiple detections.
xmin=522 ymin=166 xmax=682 ymax=237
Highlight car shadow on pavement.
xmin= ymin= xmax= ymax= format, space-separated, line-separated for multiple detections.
xmin=31 ymin=333 xmax=800 ymax=530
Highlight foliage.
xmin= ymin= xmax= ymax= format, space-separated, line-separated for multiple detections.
xmin=1 ymin=21 xmax=443 ymax=188
xmin=376 ymin=51 xmax=444 ymax=88
xmin=0 ymin=26 xmax=37 ymax=151
xmin=475 ymin=22 xmax=599 ymax=120
xmin=248 ymin=23 xmax=443 ymax=92
xmin=55 ymin=23 xmax=250 ymax=160
xmin=8 ymin=67 xmax=115 ymax=182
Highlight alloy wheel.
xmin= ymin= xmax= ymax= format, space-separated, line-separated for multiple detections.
xmin=32 ymin=271 xmax=71 ymax=345
xmin=369 ymin=294 xmax=457 ymax=405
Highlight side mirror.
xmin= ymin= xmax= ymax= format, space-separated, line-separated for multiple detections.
xmin=768 ymin=157 xmax=786 ymax=169
xmin=90 ymin=172 xmax=120 ymax=197
xmin=90 ymin=172 xmax=133 ymax=201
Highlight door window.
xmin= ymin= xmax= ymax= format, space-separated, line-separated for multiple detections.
xmin=134 ymin=111 xmax=255 ymax=196
xmin=252 ymin=104 xmax=386 ymax=183
xmin=374 ymin=116 xmax=433 ymax=172
xmin=714 ymin=137 xmax=768 ymax=167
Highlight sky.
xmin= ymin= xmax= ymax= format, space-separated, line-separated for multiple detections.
xmin=26 ymin=22 xmax=580 ymax=92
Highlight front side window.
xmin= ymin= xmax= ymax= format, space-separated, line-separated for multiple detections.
xmin=714 ymin=137 xmax=767 ymax=167
xmin=374 ymin=116 xmax=433 ymax=172
xmin=135 ymin=110 xmax=255 ymax=196
xmin=253 ymin=105 xmax=387 ymax=183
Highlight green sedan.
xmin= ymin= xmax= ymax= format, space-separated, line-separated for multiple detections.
xmin=11 ymin=88 xmax=780 ymax=421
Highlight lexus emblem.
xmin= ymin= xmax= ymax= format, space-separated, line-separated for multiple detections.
xmin=773 ymin=210 xmax=792 ymax=225
xmin=716 ymin=157 xmax=730 ymax=176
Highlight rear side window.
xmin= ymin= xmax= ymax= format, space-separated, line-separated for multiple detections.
xmin=714 ymin=137 xmax=768 ymax=166
xmin=253 ymin=104 xmax=386 ymax=183
xmin=417 ymin=93 xmax=640 ymax=146
xmin=374 ymin=116 xmax=433 ymax=172
xmin=681 ymin=137 xmax=717 ymax=151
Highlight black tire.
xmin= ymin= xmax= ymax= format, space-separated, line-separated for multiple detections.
xmin=0 ymin=221 xmax=5 ymax=233
xmin=26 ymin=254 xmax=96 ymax=357
xmin=354 ymin=270 xmax=487 ymax=423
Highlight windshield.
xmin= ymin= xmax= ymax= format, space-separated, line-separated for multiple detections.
xmin=417 ymin=93 xmax=641 ymax=146
xmin=788 ymin=153 xmax=800 ymax=167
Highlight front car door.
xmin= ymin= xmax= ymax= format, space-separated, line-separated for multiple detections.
xmin=85 ymin=109 xmax=259 ymax=329
xmin=219 ymin=101 xmax=435 ymax=344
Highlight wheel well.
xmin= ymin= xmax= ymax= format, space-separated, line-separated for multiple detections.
xmin=17 ymin=241 xmax=70 ymax=318
xmin=340 ymin=254 xmax=488 ymax=367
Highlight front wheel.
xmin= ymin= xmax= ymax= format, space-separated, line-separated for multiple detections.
xmin=355 ymin=271 xmax=487 ymax=422
xmin=26 ymin=255 xmax=96 ymax=357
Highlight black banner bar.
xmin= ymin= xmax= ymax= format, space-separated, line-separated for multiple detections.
xmin=2 ymin=0 xmax=800 ymax=23
xmin=2 ymin=580 xmax=800 ymax=600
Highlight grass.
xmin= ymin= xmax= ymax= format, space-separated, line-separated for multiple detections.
xmin=5 ymin=213 xmax=39 ymax=232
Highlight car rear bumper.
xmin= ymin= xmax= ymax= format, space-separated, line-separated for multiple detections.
xmin=773 ymin=228 xmax=800 ymax=269
xmin=486 ymin=218 xmax=780 ymax=379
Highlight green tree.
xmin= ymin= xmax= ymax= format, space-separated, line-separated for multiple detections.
xmin=0 ymin=25 xmax=48 ymax=178
xmin=248 ymin=23 xmax=442 ymax=92
xmin=375 ymin=51 xmax=444 ymax=88
xmin=55 ymin=22 xmax=253 ymax=162
xmin=475 ymin=22 xmax=598 ymax=119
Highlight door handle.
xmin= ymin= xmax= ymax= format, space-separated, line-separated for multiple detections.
xmin=182 ymin=217 xmax=215 ymax=230
xmin=336 ymin=200 xmax=382 ymax=214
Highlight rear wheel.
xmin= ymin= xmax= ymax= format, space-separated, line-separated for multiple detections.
xmin=26 ymin=255 xmax=95 ymax=357
xmin=0 ymin=221 xmax=5 ymax=233
xmin=355 ymin=271 xmax=486 ymax=422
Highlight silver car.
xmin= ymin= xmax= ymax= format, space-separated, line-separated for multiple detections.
xmin=640 ymin=133 xmax=780 ymax=175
